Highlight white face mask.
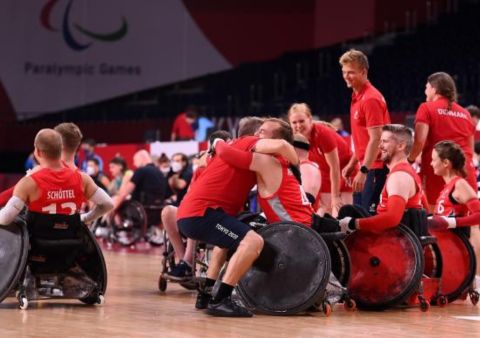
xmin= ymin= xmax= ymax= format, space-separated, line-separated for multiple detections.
xmin=160 ymin=166 xmax=171 ymax=175
xmin=171 ymin=161 xmax=183 ymax=173
xmin=86 ymin=166 xmax=96 ymax=176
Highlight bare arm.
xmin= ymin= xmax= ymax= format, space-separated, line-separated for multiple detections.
xmin=362 ymin=126 xmax=382 ymax=168
xmin=113 ymin=181 xmax=136 ymax=210
xmin=254 ymin=139 xmax=299 ymax=165
xmin=81 ymin=173 xmax=114 ymax=223
xmin=408 ymin=122 xmax=429 ymax=162
xmin=452 ymin=178 xmax=478 ymax=205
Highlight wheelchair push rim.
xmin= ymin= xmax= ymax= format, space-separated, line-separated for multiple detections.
xmin=237 ymin=221 xmax=331 ymax=315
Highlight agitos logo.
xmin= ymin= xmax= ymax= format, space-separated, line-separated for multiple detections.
xmin=40 ymin=0 xmax=128 ymax=51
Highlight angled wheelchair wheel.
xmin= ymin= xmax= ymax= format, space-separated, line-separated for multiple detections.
xmin=112 ymin=200 xmax=147 ymax=246
xmin=237 ymin=221 xmax=331 ymax=315
xmin=78 ymin=222 xmax=108 ymax=304
xmin=345 ymin=225 xmax=424 ymax=310
xmin=0 ymin=218 xmax=29 ymax=303
xmin=430 ymin=229 xmax=476 ymax=303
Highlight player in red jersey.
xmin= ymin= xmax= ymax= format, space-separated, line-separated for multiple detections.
xmin=177 ymin=117 xmax=298 ymax=317
xmin=427 ymin=140 xmax=480 ymax=229
xmin=427 ymin=140 xmax=480 ymax=287
xmin=162 ymin=130 xmax=233 ymax=281
xmin=212 ymin=119 xmax=340 ymax=234
xmin=408 ymin=72 xmax=477 ymax=210
xmin=338 ymin=124 xmax=426 ymax=233
xmin=339 ymin=49 xmax=391 ymax=214
xmin=0 ymin=123 xmax=83 ymax=207
xmin=0 ymin=129 xmax=113 ymax=226
xmin=288 ymin=102 xmax=353 ymax=217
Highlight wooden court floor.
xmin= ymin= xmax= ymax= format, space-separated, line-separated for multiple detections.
xmin=1 ymin=249 xmax=479 ymax=338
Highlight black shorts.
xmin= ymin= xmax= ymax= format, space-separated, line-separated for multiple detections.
xmin=178 ymin=208 xmax=251 ymax=250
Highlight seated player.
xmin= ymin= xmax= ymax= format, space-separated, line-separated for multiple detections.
xmin=163 ymin=130 xmax=233 ymax=281
xmin=427 ymin=140 xmax=480 ymax=230
xmin=337 ymin=124 xmax=426 ymax=233
xmin=177 ymin=117 xmax=298 ymax=317
xmin=0 ymin=129 xmax=113 ymax=227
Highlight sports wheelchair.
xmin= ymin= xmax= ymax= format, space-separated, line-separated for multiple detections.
xmin=0 ymin=212 xmax=107 ymax=309
xmin=235 ymin=214 xmax=354 ymax=316
xmin=93 ymin=199 xmax=164 ymax=247
xmin=339 ymin=204 xmax=479 ymax=311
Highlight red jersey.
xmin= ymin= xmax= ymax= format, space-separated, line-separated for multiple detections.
xmin=376 ymin=162 xmax=423 ymax=214
xmin=29 ymin=167 xmax=85 ymax=215
xmin=258 ymin=157 xmax=314 ymax=226
xmin=171 ymin=113 xmax=194 ymax=140
xmin=433 ymin=176 xmax=468 ymax=217
xmin=308 ymin=123 xmax=352 ymax=192
xmin=415 ymin=98 xmax=476 ymax=203
xmin=300 ymin=159 xmax=321 ymax=210
xmin=350 ymin=81 xmax=391 ymax=169
xmin=177 ymin=136 xmax=258 ymax=218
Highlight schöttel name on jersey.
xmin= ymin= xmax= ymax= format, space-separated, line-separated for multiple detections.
xmin=47 ymin=189 xmax=75 ymax=200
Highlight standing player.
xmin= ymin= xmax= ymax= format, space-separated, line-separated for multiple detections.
xmin=339 ymin=49 xmax=391 ymax=214
xmin=288 ymin=102 xmax=352 ymax=216
xmin=408 ymin=72 xmax=476 ymax=210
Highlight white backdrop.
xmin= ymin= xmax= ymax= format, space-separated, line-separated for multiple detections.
xmin=0 ymin=0 xmax=230 ymax=119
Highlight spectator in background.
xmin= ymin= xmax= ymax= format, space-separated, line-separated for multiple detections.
xmin=167 ymin=153 xmax=193 ymax=206
xmin=339 ymin=49 xmax=391 ymax=214
xmin=330 ymin=117 xmax=350 ymax=138
xmin=24 ymin=152 xmax=38 ymax=171
xmin=86 ymin=158 xmax=110 ymax=192
xmin=466 ymin=105 xmax=480 ymax=141
xmin=195 ymin=113 xmax=215 ymax=142
xmin=81 ymin=138 xmax=104 ymax=172
xmin=171 ymin=106 xmax=197 ymax=141
xmin=108 ymin=156 xmax=133 ymax=196
xmin=156 ymin=153 xmax=171 ymax=175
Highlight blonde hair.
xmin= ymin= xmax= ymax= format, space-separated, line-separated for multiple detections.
xmin=339 ymin=49 xmax=369 ymax=70
xmin=287 ymin=102 xmax=312 ymax=120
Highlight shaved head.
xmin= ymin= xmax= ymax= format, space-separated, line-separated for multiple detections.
xmin=133 ymin=149 xmax=152 ymax=168
xmin=34 ymin=128 xmax=62 ymax=160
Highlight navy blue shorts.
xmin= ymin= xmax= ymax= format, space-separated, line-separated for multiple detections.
xmin=178 ymin=208 xmax=251 ymax=250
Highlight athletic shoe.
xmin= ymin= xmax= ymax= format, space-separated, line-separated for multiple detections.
xmin=206 ymin=297 xmax=253 ymax=317
xmin=195 ymin=289 xmax=212 ymax=309
xmin=166 ymin=260 xmax=193 ymax=281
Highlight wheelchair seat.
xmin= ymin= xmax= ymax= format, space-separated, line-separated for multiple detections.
xmin=0 ymin=212 xmax=107 ymax=309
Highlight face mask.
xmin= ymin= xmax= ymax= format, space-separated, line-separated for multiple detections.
xmin=160 ymin=166 xmax=171 ymax=175
xmin=86 ymin=166 xmax=96 ymax=176
xmin=171 ymin=162 xmax=183 ymax=173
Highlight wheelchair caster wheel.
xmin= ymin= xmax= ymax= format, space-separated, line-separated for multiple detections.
xmin=158 ymin=276 xmax=167 ymax=292
xmin=437 ymin=295 xmax=448 ymax=307
xmin=323 ymin=302 xmax=332 ymax=317
xmin=19 ymin=297 xmax=28 ymax=310
xmin=97 ymin=294 xmax=105 ymax=305
xmin=470 ymin=290 xmax=479 ymax=306
xmin=420 ymin=299 xmax=430 ymax=312
xmin=344 ymin=298 xmax=356 ymax=311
